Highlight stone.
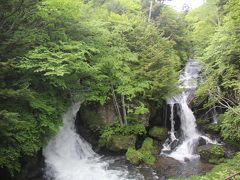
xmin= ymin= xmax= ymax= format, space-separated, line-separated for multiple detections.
xmin=197 ymin=144 xmax=225 ymax=164
xmin=148 ymin=126 xmax=168 ymax=141
xmin=76 ymin=101 xmax=118 ymax=146
xmin=106 ymin=135 xmax=137 ymax=152
xmin=198 ymin=137 xmax=207 ymax=146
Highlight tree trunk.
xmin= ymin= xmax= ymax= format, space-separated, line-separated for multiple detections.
xmin=121 ymin=94 xmax=127 ymax=125
xmin=111 ymin=86 xmax=123 ymax=125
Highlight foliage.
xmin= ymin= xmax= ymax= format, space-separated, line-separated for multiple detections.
xmin=220 ymin=106 xmax=240 ymax=146
xmin=190 ymin=0 xmax=240 ymax=153
xmin=185 ymin=0 xmax=219 ymax=57
xmin=0 ymin=0 xmax=189 ymax=175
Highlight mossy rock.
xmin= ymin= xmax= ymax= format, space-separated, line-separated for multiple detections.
xmin=148 ymin=127 xmax=167 ymax=141
xmin=197 ymin=144 xmax=225 ymax=164
xmin=125 ymin=138 xmax=157 ymax=166
xmin=140 ymin=150 xmax=156 ymax=165
xmin=126 ymin=147 xmax=142 ymax=165
xmin=106 ymin=135 xmax=137 ymax=152
xmin=140 ymin=137 xmax=158 ymax=154
xmin=139 ymin=138 xmax=156 ymax=165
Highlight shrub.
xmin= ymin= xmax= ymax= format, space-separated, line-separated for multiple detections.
xmin=99 ymin=121 xmax=146 ymax=147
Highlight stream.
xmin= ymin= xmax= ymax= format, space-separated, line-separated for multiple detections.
xmin=43 ymin=59 xmax=215 ymax=180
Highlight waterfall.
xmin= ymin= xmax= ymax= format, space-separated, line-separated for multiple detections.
xmin=43 ymin=103 xmax=138 ymax=180
xmin=212 ymin=105 xmax=218 ymax=124
xmin=162 ymin=59 xmax=215 ymax=162
xmin=169 ymin=104 xmax=177 ymax=142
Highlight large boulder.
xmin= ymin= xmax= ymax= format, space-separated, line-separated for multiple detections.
xmin=197 ymin=144 xmax=225 ymax=164
xmin=76 ymin=101 xmax=117 ymax=146
xmin=148 ymin=126 xmax=168 ymax=141
xmin=106 ymin=135 xmax=137 ymax=152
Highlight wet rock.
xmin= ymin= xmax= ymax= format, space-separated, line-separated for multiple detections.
xmin=184 ymin=157 xmax=190 ymax=162
xmin=149 ymin=127 xmax=168 ymax=141
xmin=170 ymin=139 xmax=180 ymax=150
xmin=155 ymin=156 xmax=181 ymax=172
xmin=197 ymin=144 xmax=225 ymax=164
xmin=106 ymin=135 xmax=137 ymax=152
xmin=198 ymin=137 xmax=207 ymax=146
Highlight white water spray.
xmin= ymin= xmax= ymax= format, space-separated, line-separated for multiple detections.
xmin=162 ymin=60 xmax=216 ymax=162
xmin=43 ymin=103 xmax=138 ymax=180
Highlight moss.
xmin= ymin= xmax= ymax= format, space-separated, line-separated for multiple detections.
xmin=140 ymin=150 xmax=156 ymax=165
xmin=106 ymin=135 xmax=137 ymax=152
xmin=125 ymin=138 xmax=157 ymax=166
xmin=126 ymin=147 xmax=142 ymax=165
xmin=148 ymin=127 xmax=167 ymax=141
xmin=197 ymin=144 xmax=225 ymax=164
xmin=140 ymin=138 xmax=157 ymax=153
xmin=139 ymin=138 xmax=156 ymax=165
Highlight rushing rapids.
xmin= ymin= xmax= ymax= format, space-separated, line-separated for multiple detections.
xmin=43 ymin=103 xmax=143 ymax=180
xmin=161 ymin=59 xmax=216 ymax=162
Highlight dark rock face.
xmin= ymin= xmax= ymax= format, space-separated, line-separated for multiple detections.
xmin=149 ymin=102 xmax=168 ymax=127
xmin=198 ymin=137 xmax=207 ymax=146
xmin=149 ymin=102 xmax=181 ymax=133
xmin=76 ymin=101 xmax=117 ymax=147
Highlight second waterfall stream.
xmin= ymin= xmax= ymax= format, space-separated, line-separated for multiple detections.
xmin=161 ymin=59 xmax=215 ymax=161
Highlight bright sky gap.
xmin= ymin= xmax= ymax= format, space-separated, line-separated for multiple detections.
xmin=165 ymin=0 xmax=205 ymax=11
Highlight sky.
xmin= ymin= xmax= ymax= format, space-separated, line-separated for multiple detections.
xmin=165 ymin=0 xmax=205 ymax=11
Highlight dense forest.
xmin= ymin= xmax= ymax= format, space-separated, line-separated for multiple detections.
xmin=0 ymin=0 xmax=239 ymax=179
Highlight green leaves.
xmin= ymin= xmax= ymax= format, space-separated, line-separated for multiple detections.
xmin=0 ymin=0 xmax=186 ymax=175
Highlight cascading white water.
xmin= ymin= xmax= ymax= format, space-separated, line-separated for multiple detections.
xmin=43 ymin=103 xmax=139 ymax=180
xmin=162 ymin=59 xmax=215 ymax=162
xmin=212 ymin=105 xmax=218 ymax=124
xmin=169 ymin=104 xmax=177 ymax=142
